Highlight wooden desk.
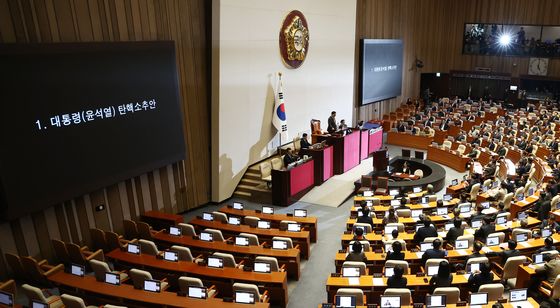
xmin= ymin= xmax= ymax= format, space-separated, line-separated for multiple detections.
xmin=509 ymin=193 xmax=541 ymax=218
xmin=346 ymin=214 xmax=456 ymax=231
xmin=0 ymin=280 xmax=21 ymax=308
xmin=299 ymin=146 xmax=334 ymax=185
xmin=386 ymin=132 xmax=433 ymax=150
xmin=49 ymin=269 xmax=270 ymax=308
xmin=427 ymin=146 xmax=469 ymax=172
xmin=272 ymin=159 xmax=315 ymax=206
xmin=152 ymin=231 xmax=301 ymax=280
xmin=219 ymin=205 xmax=318 ymax=243
xmin=106 ymin=249 xmax=287 ymax=307
xmin=350 ymin=199 xmax=460 ymax=215
xmin=317 ymin=130 xmax=361 ymax=175
xmin=141 ymin=210 xmax=184 ymax=230
xmin=318 ymin=300 xmax=539 ymax=308
xmin=391 ymin=172 xmax=419 ymax=180
xmin=188 ymin=218 xmax=311 ymax=259
xmin=446 ymin=182 xmax=468 ymax=196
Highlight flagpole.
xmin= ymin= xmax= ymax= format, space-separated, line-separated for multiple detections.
xmin=278 ymin=72 xmax=282 ymax=145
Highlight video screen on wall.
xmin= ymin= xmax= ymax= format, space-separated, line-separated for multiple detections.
xmin=0 ymin=41 xmax=186 ymax=220
xmin=360 ymin=39 xmax=403 ymax=105
xmin=463 ymin=23 xmax=560 ymax=57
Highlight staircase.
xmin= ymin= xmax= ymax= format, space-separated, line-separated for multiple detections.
xmin=233 ymin=159 xmax=276 ymax=204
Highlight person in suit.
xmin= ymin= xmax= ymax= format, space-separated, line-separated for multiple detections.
xmin=465 ymin=242 xmax=485 ymax=267
xmin=345 ymin=240 xmax=367 ymax=262
xmin=283 ymin=148 xmax=299 ymax=167
xmin=401 ymin=161 xmax=411 ymax=174
xmin=440 ymin=119 xmax=450 ymax=131
xmin=387 ymin=264 xmax=407 ymax=288
xmin=299 ymin=133 xmax=311 ymax=149
xmin=327 ymin=111 xmax=337 ymax=134
xmin=468 ymin=262 xmax=494 ymax=292
xmin=421 ymin=239 xmax=446 ymax=266
xmin=429 ymin=261 xmax=453 ymax=292
xmin=541 ymin=216 xmax=560 ymax=233
xmin=382 ymin=207 xmax=399 ymax=225
xmin=483 ymin=160 xmax=497 ymax=178
xmin=536 ymin=237 xmax=557 ymax=254
xmin=352 ymin=227 xmax=365 ymax=241
xmin=414 ymin=216 xmax=438 ymax=244
xmin=338 ymin=119 xmax=348 ymax=131
xmin=444 ymin=218 xmax=464 ymax=246
xmin=496 ymin=144 xmax=507 ymax=157
xmin=397 ymin=121 xmax=407 ymax=132
xmin=474 ymin=217 xmax=496 ymax=242
xmin=386 ymin=241 xmax=405 ymax=261
xmin=533 ymin=192 xmax=552 ymax=222
xmin=357 ymin=207 xmax=374 ymax=229
xmin=536 ymin=254 xmax=560 ymax=284
xmin=493 ymin=240 xmax=521 ymax=265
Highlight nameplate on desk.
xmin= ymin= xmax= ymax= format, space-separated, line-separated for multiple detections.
xmin=372 ymin=277 xmax=384 ymax=286
xmin=348 ymin=277 xmax=360 ymax=285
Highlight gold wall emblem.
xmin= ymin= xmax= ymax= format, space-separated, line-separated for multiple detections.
xmin=279 ymin=10 xmax=309 ymax=69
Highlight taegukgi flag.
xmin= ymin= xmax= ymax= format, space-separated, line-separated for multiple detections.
xmin=272 ymin=72 xmax=289 ymax=142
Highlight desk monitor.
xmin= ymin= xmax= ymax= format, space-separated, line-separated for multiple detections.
xmin=70 ymin=264 xmax=85 ymax=277
xmin=518 ymin=212 xmax=528 ymax=220
xmin=482 ymin=186 xmax=488 ymax=193
xmin=527 ymin=187 xmax=535 ymax=196
xmin=510 ymin=85 xmax=518 ymax=91
xmin=257 ymin=220 xmax=271 ymax=229
xmin=335 ymin=295 xmax=356 ymax=308
xmin=363 ymin=191 xmax=374 ymax=197
xmin=384 ymin=243 xmax=393 ymax=252
xmin=516 ymin=193 xmax=524 ymax=201
xmin=380 ymin=295 xmax=401 ymax=308
xmin=233 ymin=202 xmax=244 ymax=210
xmin=169 ymin=226 xmax=181 ymax=236
xmin=389 ymin=189 xmax=400 ymax=196
xmin=509 ymin=288 xmax=528 ymax=302
xmin=471 ymin=220 xmax=483 ymax=229
xmin=496 ymin=216 xmax=507 ymax=225
xmin=105 ymin=272 xmax=120 ymax=285
xmin=272 ymin=240 xmax=288 ymax=250
xmin=542 ymin=228 xmax=552 ymax=238
xmin=390 ymin=199 xmax=400 ymax=206
xmin=228 ymin=217 xmax=241 ymax=225
xmin=516 ymin=233 xmax=528 ymax=242
xmin=143 ymin=279 xmax=161 ymax=293
xmin=421 ymin=196 xmax=429 ymax=204
xmin=455 ymin=239 xmax=469 ymax=249
xmin=262 ymin=206 xmax=274 ymax=214
xmin=31 ymin=300 xmax=48 ymax=308
xmin=427 ymin=265 xmax=439 ymax=276
xmin=411 ymin=209 xmax=423 ymax=219
xmin=287 ymin=223 xmax=301 ymax=232
xmin=188 ymin=286 xmax=207 ymax=299
xmin=199 ymin=232 xmax=213 ymax=242
xmin=384 ymin=267 xmax=394 ymax=277
xmin=486 ymin=236 xmax=499 ymax=247
xmin=0 ymin=290 xmax=13 ymax=307
xmin=420 ymin=242 xmax=433 ymax=252
xmin=459 ymin=204 xmax=471 ymax=213
xmin=127 ymin=243 xmax=141 ymax=255
xmin=163 ymin=250 xmax=179 ymax=262
xmin=342 ymin=267 xmax=361 ymax=277
xmin=235 ymin=291 xmax=256 ymax=304
xmin=413 ymin=186 xmax=422 ymax=193
xmin=294 ymin=209 xmax=307 ymax=217
xmin=468 ymin=262 xmax=480 ymax=274
xmin=436 ymin=207 xmax=447 ymax=216
xmin=384 ymin=225 xmax=398 ymax=235
xmin=235 ymin=236 xmax=249 ymax=246
xmin=365 ymin=200 xmax=373 ymax=207
xmin=202 ymin=212 xmax=214 ymax=221
xmin=444 ymin=222 xmax=454 ymax=231
xmin=481 ymin=201 xmax=490 ymax=209
xmin=426 ymin=294 xmax=446 ymax=308
xmin=357 ymin=211 xmax=363 ymax=217
xmin=469 ymin=292 xmax=488 ymax=305
xmin=254 ymin=262 xmax=271 ymax=273
xmin=492 ymin=180 xmax=500 ymax=189
xmin=207 ymin=256 xmax=224 ymax=268
xmin=443 ymin=194 xmax=452 ymax=201
xmin=451 ymin=179 xmax=458 ymax=186
xmin=533 ymin=253 xmax=544 ymax=264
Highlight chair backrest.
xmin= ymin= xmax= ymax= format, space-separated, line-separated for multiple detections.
xmin=138 ymin=239 xmax=159 ymax=256
xmin=414 ymin=169 xmax=424 ymax=178
xmin=21 ymin=284 xmax=48 ymax=303
xmin=385 ymin=260 xmax=409 ymax=274
xmin=272 ymin=237 xmax=293 ymax=248
xmin=428 ymin=195 xmax=437 ymax=202
xmin=423 ymin=237 xmax=441 ymax=243
xmin=260 ymin=162 xmax=272 ymax=179
xmin=543 ymin=250 xmax=560 ymax=258
xmin=136 ymin=222 xmax=153 ymax=240
xmin=396 ymin=209 xmax=411 ymax=218
xmin=244 ymin=216 xmax=260 ymax=228
xmin=211 ymin=211 xmax=228 ymax=224
xmin=311 ymin=119 xmax=322 ymax=134
xmin=5 ymin=253 xmax=27 ymax=281
xmin=279 ymin=220 xmax=297 ymax=230
xmin=336 ymin=288 xmax=364 ymax=306
xmin=204 ymin=229 xmax=225 ymax=242
xmin=61 ymin=294 xmax=88 ymax=308
xmin=361 ymin=176 xmax=373 ymax=188
xmin=123 ymin=220 xmax=139 ymax=239
xmin=90 ymin=259 xmax=112 ymax=282
xmin=503 ymin=256 xmax=527 ymax=280
xmin=470 ymin=184 xmax=480 ymax=199
xmin=233 ymin=282 xmax=262 ymax=301
xmin=503 ymin=193 xmax=514 ymax=210
xmin=514 ymin=187 xmax=524 ymax=198
xmin=51 ymin=239 xmax=72 ymax=266
xmin=466 ymin=257 xmax=489 ymax=266
xmin=105 ymin=231 xmax=125 ymax=251
xmin=479 ymin=283 xmax=504 ymax=301
xmin=213 ymin=252 xmax=237 ymax=268
xmin=387 ymin=223 xmax=405 ymax=232
xmin=169 ymin=245 xmax=194 ymax=262
xmin=349 ymin=241 xmax=371 ymax=252
xmin=342 ymin=261 xmax=367 ymax=276
xmin=488 ymin=232 xmax=505 ymax=243
xmin=178 ymin=223 xmax=196 ymax=237
xmin=483 ymin=179 xmax=492 ymax=188
xmin=354 ymin=223 xmax=372 ymax=234
xmin=66 ymin=242 xmax=87 ymax=266
xmin=456 ymin=234 xmax=474 ymax=248
xmin=425 ymin=259 xmax=447 ymax=269
xmin=255 ymin=256 xmax=280 ymax=272
xmin=293 ymin=137 xmax=301 ymax=152
xmin=457 ymin=144 xmax=466 ymax=154
xmin=129 ymin=268 xmax=153 ymax=289
xmin=512 ymin=228 xmax=532 ymax=239
xmin=384 ymin=288 xmax=412 ymax=305
xmin=271 ymin=158 xmax=283 ymax=170
xmin=442 ymin=140 xmax=452 ymax=150
xmin=20 ymin=257 xmax=48 ymax=286
xmin=551 ymin=195 xmax=560 ymax=210
xmin=178 ymin=276 xmax=204 ymax=293
xmin=433 ymin=287 xmax=460 ymax=304
xmin=551 ymin=274 xmax=560 ymax=299
xmin=377 ymin=177 xmax=389 ymax=189
xmin=90 ymin=228 xmax=108 ymax=252
xmin=239 ymin=233 xmax=259 ymax=246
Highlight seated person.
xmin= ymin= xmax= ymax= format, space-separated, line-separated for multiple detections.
xmin=382 ymin=207 xmax=399 ymax=225
xmin=535 ymin=253 xmax=560 ymax=284
xmin=386 ymin=241 xmax=405 ymax=261
xmin=488 ymin=240 xmax=520 ymax=265
xmin=421 ymin=238 xmax=446 ymax=266
xmin=414 ymin=216 xmax=438 ymax=244
xmin=541 ymin=216 xmax=560 ymax=233
xmin=338 ymin=119 xmax=348 ymax=131
xmin=387 ymin=264 xmax=407 ymax=288
xmin=299 ymin=133 xmax=311 ymax=149
xmin=468 ymin=262 xmax=494 ymax=292
xmin=353 ymin=227 xmax=365 ymax=241
xmin=429 ymin=261 xmax=453 ymax=291
xmin=444 ymin=218 xmax=464 ymax=246
xmin=465 ymin=241 xmax=485 ymax=267
xmin=474 ymin=216 xmax=495 ymax=242
xmin=401 ymin=161 xmax=411 ymax=174
xmin=357 ymin=207 xmax=374 ymax=229
xmin=398 ymin=197 xmax=411 ymax=210
xmin=536 ymin=237 xmax=557 ymax=254
xmin=470 ymin=203 xmax=485 ymax=222
xmin=283 ymin=148 xmax=299 ymax=167
xmin=345 ymin=240 xmax=367 ymax=262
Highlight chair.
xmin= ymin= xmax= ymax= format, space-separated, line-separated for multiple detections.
xmin=385 ymin=260 xmax=409 ymax=274
xmin=21 ymin=256 xmax=64 ymax=287
xmin=272 ymin=237 xmax=295 ymax=249
xmin=425 ymin=259 xmax=447 ymax=271
xmin=456 ymin=234 xmax=474 ymax=248
xmin=271 ymin=157 xmax=283 ymax=170
xmin=213 ymin=252 xmax=244 ymax=268
xmin=502 ymin=193 xmax=514 ymax=211
xmin=342 ymin=261 xmax=367 ymax=276
xmin=433 ymin=287 xmax=460 ymax=304
xmin=293 ymin=137 xmax=301 ymax=152
xmin=401 ymin=149 xmax=411 ymax=157
xmin=136 ymin=221 xmax=153 ymax=240
xmin=375 ymin=177 xmax=389 ymax=195
xmin=349 ymin=241 xmax=371 ymax=252
xmin=386 ymin=223 xmax=405 ymax=232
xmin=169 ymin=245 xmax=202 ymax=263
xmin=423 ymin=237 xmax=442 ymax=244
xmin=233 ymin=282 xmax=269 ymax=303
xmin=129 ymin=268 xmax=168 ymax=290
xmin=483 ymin=179 xmax=492 ymax=189
xmin=413 ymin=169 xmax=424 ymax=178
xmin=415 ymin=151 xmax=425 ymax=159
xmin=358 ymin=176 xmax=373 ymax=194
xmin=244 ymin=216 xmax=260 ymax=228
xmin=178 ymin=223 xmax=196 ymax=237
xmin=551 ymin=195 xmax=560 ymax=210
xmin=51 ymin=239 xmax=72 ymax=266
xmin=543 ymin=250 xmax=560 ymax=258
xmin=384 ymin=288 xmax=412 ymax=305
xmin=255 ymin=256 xmax=283 ymax=272
xmin=457 ymin=144 xmax=466 ymax=155
xmin=211 ymin=211 xmax=228 ymax=224
xmin=105 ymin=231 xmax=128 ymax=251
xmin=335 ymin=288 xmax=365 ymax=306
xmin=354 ymin=223 xmax=372 ymax=234
xmin=497 ymin=256 xmax=527 ymax=288
xmin=5 ymin=253 xmax=28 ymax=282
xmin=89 ymin=259 xmax=128 ymax=283
xmin=260 ymin=162 xmax=272 ymax=182
xmin=479 ymin=283 xmax=504 ymax=301
xmin=90 ymin=228 xmax=108 ymax=252
xmin=442 ymin=140 xmax=452 ymax=150
xmin=279 ymin=220 xmax=297 ymax=230
xmin=204 ymin=229 xmax=225 ymax=241
xmin=178 ymin=277 xmax=217 ymax=298
xmin=396 ymin=209 xmax=411 ymax=218
xmin=368 ymin=198 xmax=381 ymax=206
xmin=469 ymin=184 xmax=480 ymax=201
xmin=512 ymin=228 xmax=532 ymax=240
xmin=66 ymin=242 xmax=104 ymax=268
xmin=60 ymin=294 xmax=98 ymax=308
xmin=22 ymin=284 xmax=63 ymax=308
xmin=539 ymin=274 xmax=560 ymax=300
xmin=138 ymin=239 xmax=160 ymax=256
xmin=239 ymin=233 xmax=260 ymax=246
xmin=487 ymin=232 xmax=505 ymax=243
xmin=466 ymin=257 xmax=489 ymax=268
xmin=123 ymin=219 xmax=139 ymax=240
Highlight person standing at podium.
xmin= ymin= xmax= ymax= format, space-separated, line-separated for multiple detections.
xmin=300 ymin=133 xmax=311 ymax=149
xmin=283 ymin=148 xmax=299 ymax=167
xmin=327 ymin=111 xmax=337 ymax=134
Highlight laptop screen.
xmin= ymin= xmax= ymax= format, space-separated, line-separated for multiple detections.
xmin=294 ymin=209 xmax=307 ymax=217
xmin=31 ymin=301 xmax=48 ymax=308
xmin=105 ymin=272 xmax=120 ymax=285
xmin=468 ymin=262 xmax=480 ymax=274
xmin=207 ymin=257 xmax=223 ymax=268
xmin=451 ymin=179 xmax=458 ymax=186
xmin=199 ymin=232 xmax=213 ymax=242
xmin=470 ymin=292 xmax=488 ymax=305
xmin=169 ymin=226 xmax=181 ymax=236
xmin=421 ymin=197 xmax=429 ymax=204
xmin=420 ymin=242 xmax=433 ymax=252
xmin=384 ymin=267 xmax=395 ymax=277
xmin=287 ymin=223 xmax=301 ymax=232
xmin=257 ymin=221 xmax=271 ymax=229
xmin=235 ymin=236 xmax=249 ymax=246
xmin=380 ymin=295 xmax=401 ymax=308
xmin=71 ymin=264 xmax=85 ymax=277
xmin=143 ymin=279 xmax=161 ymax=292
xmin=481 ymin=201 xmax=490 ymax=209
xmin=471 ymin=220 xmax=483 ymax=229
xmin=188 ymin=286 xmax=207 ymax=299
xmin=233 ymin=202 xmax=244 ymax=210
xmin=542 ymin=228 xmax=552 ymax=237
xmin=363 ymin=191 xmax=374 ymax=197
xmin=443 ymin=194 xmax=452 ymax=201
xmin=357 ymin=211 xmax=363 ymax=217
xmin=516 ymin=193 xmax=524 ymax=201
xmin=262 ymin=206 xmax=274 ymax=214
xmin=127 ymin=243 xmax=140 ymax=254
xmin=496 ymin=216 xmax=507 ymax=225
xmin=0 ymin=291 xmax=13 ymax=306
xmin=427 ymin=265 xmax=439 ymax=276
xmin=460 ymin=205 xmax=471 ymax=213
xmin=342 ymin=267 xmax=361 ymax=277
xmin=235 ymin=291 xmax=256 ymax=304
xmin=413 ymin=186 xmax=422 ymax=193
xmin=365 ymin=200 xmax=373 ymax=207
xmin=533 ymin=254 xmax=544 ymax=264
xmin=202 ymin=212 xmax=213 ymax=221
xmin=436 ymin=207 xmax=447 ymax=216
xmin=486 ymin=236 xmax=499 ymax=246
xmin=272 ymin=240 xmax=288 ymax=250
xmin=254 ymin=262 xmax=271 ymax=273
xmin=518 ymin=212 xmax=528 ymax=220
xmin=528 ymin=187 xmax=535 ymax=196
xmin=228 ymin=217 xmax=241 ymax=225
xmin=445 ymin=223 xmax=454 ymax=231
xmin=163 ymin=250 xmax=179 ymax=262
xmin=389 ymin=189 xmax=400 ymax=196
xmin=335 ymin=295 xmax=356 ymax=308
xmin=426 ymin=295 xmax=446 ymax=308
xmin=455 ymin=239 xmax=469 ymax=249
xmin=509 ymin=288 xmax=528 ymax=302
xmin=516 ymin=233 xmax=528 ymax=242
xmin=390 ymin=199 xmax=400 ymax=206
xmin=384 ymin=226 xmax=398 ymax=235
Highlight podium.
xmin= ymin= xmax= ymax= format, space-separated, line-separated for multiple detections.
xmin=317 ymin=129 xmax=361 ymax=175
xmin=299 ymin=145 xmax=334 ymax=185
xmin=372 ymin=149 xmax=389 ymax=173
xmin=271 ymin=159 xmax=315 ymax=206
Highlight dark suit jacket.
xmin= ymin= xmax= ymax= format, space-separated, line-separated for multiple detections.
xmin=345 ymin=252 xmax=367 ymax=262
xmin=421 ymin=248 xmax=446 ymax=266
xmin=387 ymin=276 xmax=407 ymax=288
xmin=386 ymin=251 xmax=405 ymax=261
xmin=535 ymin=200 xmax=552 ymax=221
xmin=468 ymin=272 xmax=494 ymax=292
xmin=327 ymin=116 xmax=337 ymax=133
xmin=444 ymin=227 xmax=464 ymax=245
xmin=496 ymin=249 xmax=521 ymax=264
xmin=414 ymin=226 xmax=438 ymax=244
xmin=356 ymin=216 xmax=374 ymax=229
xmin=300 ymin=138 xmax=311 ymax=149
xmin=474 ymin=224 xmax=496 ymax=241
xmin=283 ymin=154 xmax=298 ymax=167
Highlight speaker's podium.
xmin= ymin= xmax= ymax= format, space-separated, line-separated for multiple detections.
xmin=372 ymin=149 xmax=389 ymax=174
xmin=299 ymin=144 xmax=334 ymax=186
xmin=272 ymin=159 xmax=315 ymax=206
xmin=316 ymin=129 xmax=361 ymax=175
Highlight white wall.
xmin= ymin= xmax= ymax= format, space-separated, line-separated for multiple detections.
xmin=212 ymin=0 xmax=357 ymax=202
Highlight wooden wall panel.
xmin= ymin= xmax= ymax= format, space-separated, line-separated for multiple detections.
xmin=0 ymin=0 xmax=209 ymax=279
xmin=355 ymin=0 xmax=560 ymax=121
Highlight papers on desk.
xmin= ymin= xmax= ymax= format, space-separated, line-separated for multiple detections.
xmin=416 ymin=252 xmax=425 ymax=258
xmin=519 ymin=200 xmax=530 ymax=205
xmin=422 ymin=203 xmax=431 ymax=208
xmin=348 ymin=277 xmax=360 ymax=285
xmin=481 ymin=246 xmax=493 ymax=253
xmin=438 ymin=232 xmax=447 ymax=238
xmin=519 ymin=241 xmax=531 ymax=248
xmin=511 ymin=301 xmax=535 ymax=308
xmin=372 ymin=278 xmax=385 ymax=286
xmin=455 ymin=249 xmax=469 ymax=256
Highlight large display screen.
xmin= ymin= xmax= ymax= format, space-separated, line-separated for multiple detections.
xmin=359 ymin=39 xmax=403 ymax=105
xmin=0 ymin=41 xmax=186 ymax=220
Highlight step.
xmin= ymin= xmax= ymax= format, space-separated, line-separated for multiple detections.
xmin=245 ymin=173 xmax=262 ymax=181
xmin=233 ymin=191 xmax=251 ymax=198
xmin=240 ymin=178 xmax=263 ymax=186
xmin=236 ymin=185 xmax=257 ymax=193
